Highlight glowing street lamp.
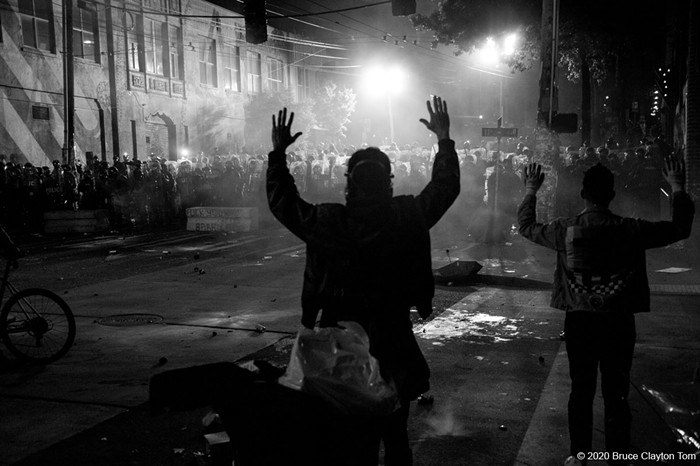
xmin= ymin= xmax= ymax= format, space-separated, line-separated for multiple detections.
xmin=474 ymin=33 xmax=519 ymax=124
xmin=362 ymin=65 xmax=406 ymax=143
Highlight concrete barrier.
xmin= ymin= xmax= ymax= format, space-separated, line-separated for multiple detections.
xmin=43 ymin=210 xmax=111 ymax=233
xmin=186 ymin=207 xmax=259 ymax=232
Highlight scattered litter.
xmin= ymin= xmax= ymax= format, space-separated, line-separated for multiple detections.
xmin=100 ymin=437 xmax=108 ymax=441
xmin=559 ymin=331 xmax=566 ymax=341
xmin=263 ymin=255 xmax=272 ymax=261
xmin=500 ymin=361 xmax=509 ymax=365
xmin=161 ymin=250 xmax=171 ymax=254
xmin=498 ymin=424 xmax=507 ymax=431
xmin=202 ymin=411 xmax=221 ymax=427
xmin=504 ymin=269 xmax=516 ymax=273
xmin=238 ymin=360 xmax=259 ymax=373
xmin=475 ymin=356 xmax=484 ymax=361
xmin=58 ymin=277 xmax=64 ymax=281
xmin=108 ymin=250 xmax=117 ymax=254
xmin=173 ymin=448 xmax=185 ymax=454
xmin=417 ymin=394 xmax=434 ymax=406
xmin=655 ymin=267 xmax=691 ymax=274
xmin=255 ymin=324 xmax=266 ymax=333
xmin=524 ymin=397 xmax=532 ymax=401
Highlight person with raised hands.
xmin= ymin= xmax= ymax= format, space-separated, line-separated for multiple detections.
xmin=518 ymin=155 xmax=694 ymax=466
xmin=267 ymin=96 xmax=459 ymax=465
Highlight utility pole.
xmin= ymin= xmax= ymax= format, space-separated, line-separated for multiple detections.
xmin=687 ymin=0 xmax=700 ymax=200
xmin=62 ymin=0 xmax=75 ymax=166
xmin=533 ymin=0 xmax=560 ymax=223
xmin=105 ymin=0 xmax=120 ymax=161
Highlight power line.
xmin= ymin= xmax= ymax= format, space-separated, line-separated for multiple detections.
xmin=138 ymin=1 xmax=392 ymax=19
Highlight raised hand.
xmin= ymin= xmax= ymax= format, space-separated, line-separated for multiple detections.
xmin=662 ymin=151 xmax=686 ymax=192
xmin=419 ymin=95 xmax=450 ymax=140
xmin=523 ymin=163 xmax=545 ymax=194
xmin=272 ymin=108 xmax=302 ymax=152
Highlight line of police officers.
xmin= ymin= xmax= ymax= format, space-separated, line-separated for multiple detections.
xmin=0 ymin=139 xmax=669 ymax=238
xmin=0 ymin=154 xmax=269 ymax=234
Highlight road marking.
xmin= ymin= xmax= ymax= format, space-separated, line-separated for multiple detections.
xmin=203 ymin=236 xmax=267 ymax=252
xmin=649 ymin=283 xmax=700 ymax=295
xmin=513 ymin=346 xmax=569 ymax=465
xmin=263 ymin=244 xmax=305 ymax=256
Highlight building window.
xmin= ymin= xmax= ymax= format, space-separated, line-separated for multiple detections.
xmin=297 ymin=66 xmax=312 ymax=100
xmin=199 ymin=38 xmax=217 ymax=87
xmin=144 ymin=18 xmax=165 ymax=75
xmin=19 ymin=0 xmax=55 ymax=52
xmin=246 ymin=51 xmax=261 ymax=94
xmin=145 ymin=0 xmax=180 ymax=14
xmin=127 ymin=14 xmax=142 ymax=71
xmin=267 ymin=58 xmax=283 ymax=92
xmin=168 ymin=25 xmax=183 ymax=79
xmin=223 ymin=45 xmax=240 ymax=92
xmin=73 ymin=4 xmax=98 ymax=62
xmin=32 ymin=105 xmax=50 ymax=120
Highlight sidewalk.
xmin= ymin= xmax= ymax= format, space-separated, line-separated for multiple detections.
xmin=4 ymin=227 xmax=700 ymax=466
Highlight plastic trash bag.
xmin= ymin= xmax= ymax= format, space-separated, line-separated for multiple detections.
xmin=278 ymin=321 xmax=399 ymax=417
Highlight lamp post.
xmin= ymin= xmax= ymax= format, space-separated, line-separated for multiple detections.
xmin=62 ymin=0 xmax=75 ymax=165
xmin=362 ymin=65 xmax=405 ymax=145
xmin=475 ymin=34 xmax=518 ymax=126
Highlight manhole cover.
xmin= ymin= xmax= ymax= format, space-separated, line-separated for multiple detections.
xmin=97 ymin=313 xmax=164 ymax=327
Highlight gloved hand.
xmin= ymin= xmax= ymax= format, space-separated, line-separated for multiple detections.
xmin=523 ymin=163 xmax=545 ymax=195
xmin=662 ymin=152 xmax=686 ymax=192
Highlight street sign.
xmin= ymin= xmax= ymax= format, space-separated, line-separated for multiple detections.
xmin=482 ymin=127 xmax=518 ymax=138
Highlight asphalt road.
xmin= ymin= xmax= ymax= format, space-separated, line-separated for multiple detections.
xmin=2 ymin=224 xmax=699 ymax=466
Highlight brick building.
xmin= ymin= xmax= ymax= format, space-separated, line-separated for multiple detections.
xmin=0 ymin=0 xmax=329 ymax=166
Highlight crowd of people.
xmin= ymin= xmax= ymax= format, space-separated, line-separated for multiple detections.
xmin=0 ymin=133 xmax=672 ymax=238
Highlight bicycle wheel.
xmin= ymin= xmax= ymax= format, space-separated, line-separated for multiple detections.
xmin=1 ymin=288 xmax=76 ymax=364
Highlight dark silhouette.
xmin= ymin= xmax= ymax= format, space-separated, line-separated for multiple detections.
xmin=518 ymin=157 xmax=694 ymax=466
xmin=266 ymin=96 xmax=460 ymax=465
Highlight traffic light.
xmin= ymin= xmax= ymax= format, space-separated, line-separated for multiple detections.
xmin=244 ymin=0 xmax=267 ymax=44
xmin=392 ymin=0 xmax=416 ymax=16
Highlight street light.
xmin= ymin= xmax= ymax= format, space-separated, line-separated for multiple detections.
xmin=362 ymin=65 xmax=406 ymax=143
xmin=474 ymin=33 xmax=518 ymax=125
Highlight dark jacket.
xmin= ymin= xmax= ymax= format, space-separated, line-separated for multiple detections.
xmin=267 ymin=139 xmax=460 ymax=401
xmin=518 ymin=191 xmax=694 ymax=313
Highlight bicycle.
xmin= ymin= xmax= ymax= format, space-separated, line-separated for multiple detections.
xmin=0 ymin=227 xmax=75 ymax=364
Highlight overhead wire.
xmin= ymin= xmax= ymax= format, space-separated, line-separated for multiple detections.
xmin=267 ymin=0 xmax=516 ymax=80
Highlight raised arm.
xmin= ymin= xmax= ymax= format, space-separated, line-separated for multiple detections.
xmin=266 ymin=108 xmax=315 ymax=241
xmin=415 ymin=96 xmax=460 ymax=228
xmin=517 ymin=163 xmax=560 ymax=250
xmin=638 ymin=152 xmax=695 ymax=248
